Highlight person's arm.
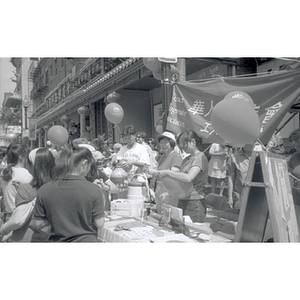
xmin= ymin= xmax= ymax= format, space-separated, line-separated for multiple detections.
xmin=227 ymin=166 xmax=235 ymax=208
xmin=104 ymin=179 xmax=119 ymax=194
xmin=93 ymin=214 xmax=105 ymax=241
xmin=0 ymin=202 xmax=35 ymax=236
xmin=160 ymin=166 xmax=201 ymax=183
xmin=31 ymin=217 xmax=50 ymax=231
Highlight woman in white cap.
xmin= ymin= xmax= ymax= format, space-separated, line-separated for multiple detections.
xmin=157 ymin=130 xmax=209 ymax=223
xmin=0 ymin=148 xmax=55 ymax=242
xmin=148 ymin=131 xmax=182 ymax=214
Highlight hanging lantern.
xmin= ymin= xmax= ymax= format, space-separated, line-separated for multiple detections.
xmin=143 ymin=58 xmax=161 ymax=71
xmin=107 ymin=91 xmax=122 ymax=103
xmin=60 ymin=115 xmax=71 ymax=124
xmin=77 ymin=106 xmax=90 ymax=116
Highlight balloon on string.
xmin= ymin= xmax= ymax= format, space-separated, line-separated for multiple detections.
xmin=153 ymin=68 xmax=162 ymax=80
xmin=143 ymin=58 xmax=161 ymax=71
xmin=210 ymin=98 xmax=260 ymax=145
xmin=106 ymin=91 xmax=122 ymax=103
xmin=224 ymin=91 xmax=255 ymax=108
xmin=104 ymin=102 xmax=124 ymax=124
xmin=47 ymin=125 xmax=69 ymax=146
xmin=156 ymin=124 xmax=163 ymax=134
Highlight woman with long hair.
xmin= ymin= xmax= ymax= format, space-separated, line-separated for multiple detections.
xmin=1 ymin=143 xmax=32 ymax=221
xmin=157 ymin=130 xmax=209 ymax=223
xmin=0 ymin=147 xmax=55 ymax=242
xmin=32 ymin=143 xmax=106 ymax=242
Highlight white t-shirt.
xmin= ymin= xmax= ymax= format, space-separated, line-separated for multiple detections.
xmin=117 ymin=142 xmax=150 ymax=176
xmin=1 ymin=167 xmax=33 ymax=213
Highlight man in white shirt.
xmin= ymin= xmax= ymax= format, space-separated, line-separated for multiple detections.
xmin=113 ymin=125 xmax=150 ymax=178
xmin=136 ymin=131 xmax=157 ymax=169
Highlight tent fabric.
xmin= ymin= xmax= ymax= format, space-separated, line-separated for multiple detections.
xmin=166 ymin=68 xmax=300 ymax=145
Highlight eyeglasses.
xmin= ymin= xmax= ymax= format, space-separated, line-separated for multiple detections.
xmin=159 ymin=140 xmax=170 ymax=145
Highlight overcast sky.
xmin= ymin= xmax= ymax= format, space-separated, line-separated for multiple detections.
xmin=0 ymin=58 xmax=16 ymax=105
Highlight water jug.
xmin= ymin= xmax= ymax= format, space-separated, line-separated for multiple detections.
xmin=110 ymin=164 xmax=128 ymax=199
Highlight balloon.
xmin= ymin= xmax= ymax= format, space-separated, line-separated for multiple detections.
xmin=224 ymin=91 xmax=255 ymax=108
xmin=156 ymin=124 xmax=163 ymax=134
xmin=143 ymin=58 xmax=161 ymax=71
xmin=153 ymin=68 xmax=162 ymax=80
xmin=210 ymin=98 xmax=260 ymax=145
xmin=161 ymin=177 xmax=193 ymax=199
xmin=104 ymin=103 xmax=124 ymax=124
xmin=107 ymin=91 xmax=122 ymax=103
xmin=47 ymin=125 xmax=69 ymax=146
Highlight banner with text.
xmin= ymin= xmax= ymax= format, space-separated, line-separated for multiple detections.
xmin=28 ymin=118 xmax=37 ymax=141
xmin=166 ymin=68 xmax=300 ymax=144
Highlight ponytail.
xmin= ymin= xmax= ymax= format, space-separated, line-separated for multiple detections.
xmin=2 ymin=144 xmax=30 ymax=182
xmin=53 ymin=143 xmax=95 ymax=180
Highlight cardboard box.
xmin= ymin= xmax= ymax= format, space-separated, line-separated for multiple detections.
xmin=110 ymin=199 xmax=144 ymax=218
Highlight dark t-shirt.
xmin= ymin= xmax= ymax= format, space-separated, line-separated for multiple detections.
xmin=34 ymin=175 xmax=105 ymax=242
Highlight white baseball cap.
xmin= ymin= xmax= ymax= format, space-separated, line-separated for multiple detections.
xmin=157 ymin=131 xmax=176 ymax=143
xmin=78 ymin=144 xmax=96 ymax=153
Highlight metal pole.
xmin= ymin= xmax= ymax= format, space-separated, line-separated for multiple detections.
xmin=162 ymin=63 xmax=172 ymax=131
xmin=24 ymin=106 xmax=28 ymax=130
xmin=274 ymin=112 xmax=298 ymax=134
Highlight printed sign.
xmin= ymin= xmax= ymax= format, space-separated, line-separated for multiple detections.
xmin=166 ymin=68 xmax=300 ymax=144
xmin=28 ymin=118 xmax=37 ymax=141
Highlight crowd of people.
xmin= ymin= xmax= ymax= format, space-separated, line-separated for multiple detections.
xmin=0 ymin=124 xmax=299 ymax=243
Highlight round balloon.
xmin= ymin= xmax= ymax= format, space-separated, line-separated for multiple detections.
xmin=224 ymin=91 xmax=255 ymax=108
xmin=104 ymin=103 xmax=124 ymax=124
xmin=47 ymin=125 xmax=69 ymax=146
xmin=156 ymin=124 xmax=163 ymax=134
xmin=143 ymin=58 xmax=161 ymax=71
xmin=161 ymin=177 xmax=193 ymax=199
xmin=210 ymin=98 xmax=260 ymax=145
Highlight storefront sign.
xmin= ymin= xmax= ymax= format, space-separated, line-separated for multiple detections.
xmin=7 ymin=125 xmax=21 ymax=134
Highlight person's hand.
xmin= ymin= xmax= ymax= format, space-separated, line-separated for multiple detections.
xmin=119 ymin=159 xmax=132 ymax=172
xmin=93 ymin=179 xmax=110 ymax=192
xmin=147 ymin=168 xmax=157 ymax=175
xmin=227 ymin=195 xmax=233 ymax=209
xmin=159 ymin=170 xmax=168 ymax=177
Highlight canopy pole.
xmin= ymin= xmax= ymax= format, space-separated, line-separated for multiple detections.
xmin=274 ymin=112 xmax=298 ymax=134
xmin=162 ymin=63 xmax=172 ymax=131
